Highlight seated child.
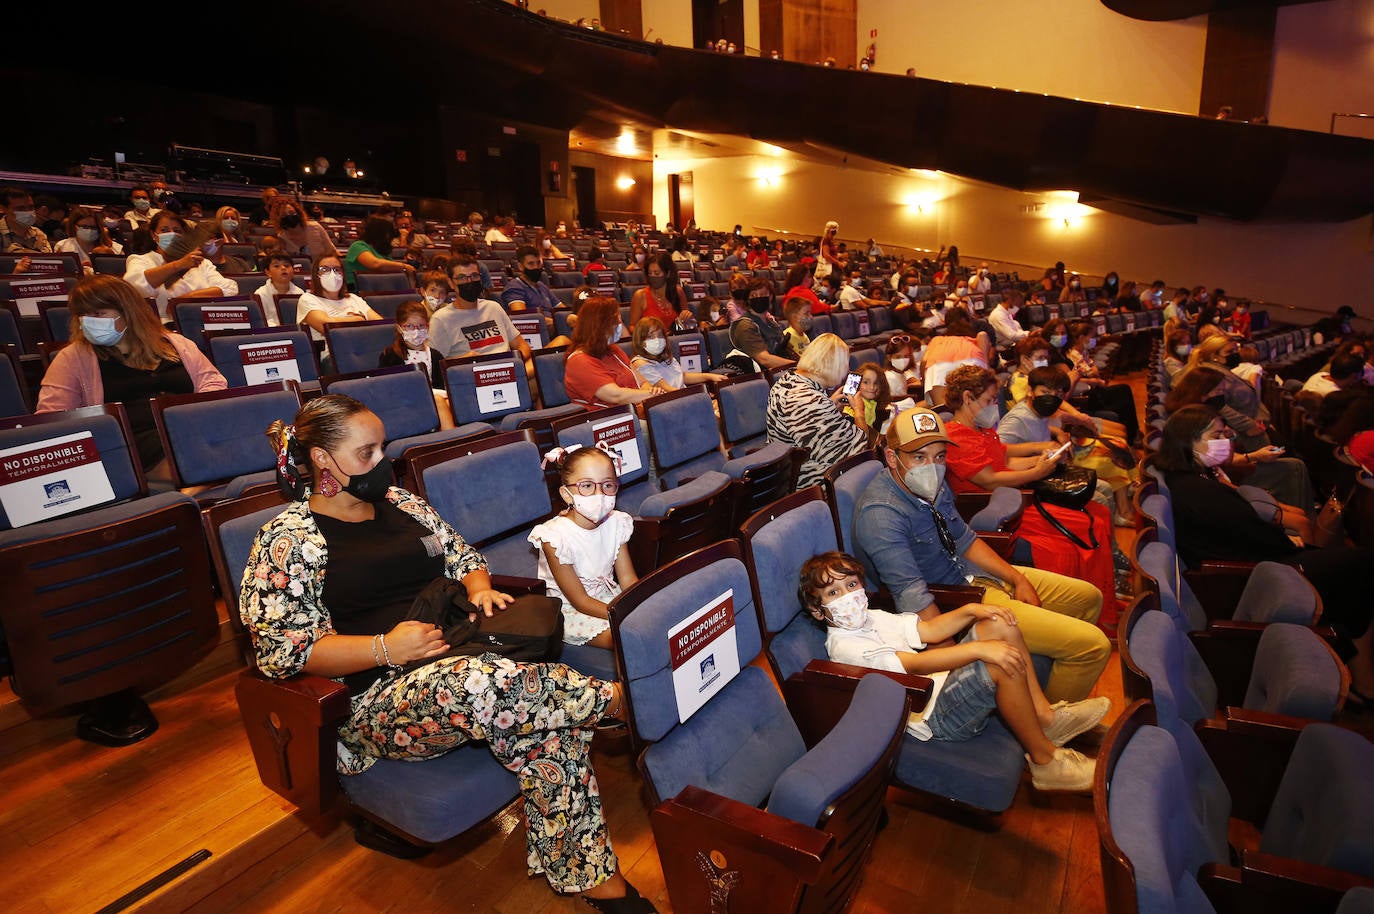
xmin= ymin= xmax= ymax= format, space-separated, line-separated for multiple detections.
xmin=798 ymin=551 xmax=1109 ymax=792
xmin=529 ymin=445 xmax=637 ymax=649
xmin=841 ymin=362 xmax=892 ymax=445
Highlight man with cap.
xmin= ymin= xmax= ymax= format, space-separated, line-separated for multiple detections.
xmin=851 ymin=406 xmax=1110 ymax=702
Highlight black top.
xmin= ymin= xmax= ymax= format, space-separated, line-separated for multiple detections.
xmin=316 ymin=500 xmax=447 ymax=692
xmin=1163 ymin=470 xmax=1299 ymax=569
xmin=377 ymin=346 xmax=444 ymax=387
xmin=98 ymin=357 xmax=194 ymax=469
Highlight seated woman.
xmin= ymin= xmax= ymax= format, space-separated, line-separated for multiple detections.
xmin=299 ymin=253 xmax=383 ymax=369
xmin=345 ymin=216 xmax=415 ymax=290
xmin=765 ymin=333 xmax=872 ymax=489
xmin=37 ymin=275 xmax=227 ymax=471
xmin=1059 ymin=273 xmax=1087 ymax=305
xmin=942 ymin=365 xmax=1121 ymax=631
xmin=1162 ymin=329 xmax=1192 ymax=384
xmin=629 ymin=317 xmax=724 ymax=391
xmin=378 ymin=300 xmax=454 ymax=429
xmin=780 ymin=295 xmax=813 ymax=359
xmin=920 ymin=307 xmax=991 ymax=408
xmin=564 ymin=297 xmax=656 ymax=410
xmin=1153 ymin=406 xmax=1374 ymax=703
xmin=799 ymin=552 xmax=1107 ymax=792
xmin=1061 ymin=321 xmax=1141 ymax=446
xmin=123 ymin=210 xmax=238 ymax=320
xmin=629 ymin=252 xmax=693 ymax=330
xmin=694 ymin=294 xmax=728 ymax=330
xmin=211 ymin=206 xmax=245 ymax=245
xmin=273 ymin=196 xmax=341 ymax=264
xmin=54 ymin=208 xmax=122 ymax=275
xmin=529 ymin=446 xmax=636 ymax=650
xmin=242 ymin=396 xmax=655 ymax=912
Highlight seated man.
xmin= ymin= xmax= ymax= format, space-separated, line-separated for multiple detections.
xmin=501 ymin=245 xmax=561 ymax=330
xmin=1301 ymin=350 xmax=1365 ymax=401
xmin=431 ymin=254 xmax=533 ymax=376
xmin=852 ymin=406 xmax=1110 ymax=703
xmin=799 ymin=551 xmax=1107 ymax=792
xmin=1 ymin=186 xmax=52 ymax=255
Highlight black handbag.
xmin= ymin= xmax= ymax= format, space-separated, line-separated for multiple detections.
xmin=1032 ymin=465 xmax=1097 ymax=510
xmin=399 ymin=578 xmax=564 ymax=673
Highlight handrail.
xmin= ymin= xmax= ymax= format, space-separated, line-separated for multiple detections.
xmin=1330 ymin=112 xmax=1374 ymax=134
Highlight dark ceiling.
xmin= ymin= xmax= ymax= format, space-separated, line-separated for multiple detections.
xmin=1100 ymin=0 xmax=1327 ymax=22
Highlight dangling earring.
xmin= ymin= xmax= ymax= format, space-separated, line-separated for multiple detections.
xmin=317 ymin=468 xmax=341 ymax=498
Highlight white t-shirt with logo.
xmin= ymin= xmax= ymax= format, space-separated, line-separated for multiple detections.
xmin=429 ymin=299 xmax=520 ymax=359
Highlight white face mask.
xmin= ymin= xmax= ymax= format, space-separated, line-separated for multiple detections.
xmin=1031 ymin=358 xmax=1049 ymax=369
xmin=644 ymin=337 xmax=666 ymax=356
xmin=80 ymin=315 xmax=125 ymax=347
xmin=320 ymin=271 xmax=344 ymax=293
xmin=402 ymin=328 xmax=428 ymax=348
xmin=569 ymin=492 xmax=615 ymax=525
xmin=1197 ymin=437 xmax=1232 ymax=467
xmin=77 ymin=227 xmax=100 ymax=243
xmin=955 ymin=286 xmax=967 ymax=296
xmin=890 ymin=357 xmax=910 ymax=371
xmin=973 ymin=402 xmax=1000 ymax=429
xmin=822 ymin=589 xmax=869 ymax=630
xmin=903 ymin=461 xmax=945 ymax=502
xmin=424 ymin=294 xmax=443 ymax=309
xmin=608 ymin=323 xmax=622 ymax=345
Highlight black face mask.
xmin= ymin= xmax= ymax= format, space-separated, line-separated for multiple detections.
xmin=1031 ymin=394 xmax=1064 ymax=418
xmin=455 ymin=280 xmax=483 ymax=302
xmin=748 ymin=296 xmax=771 ymax=313
xmin=1224 ymin=352 xmax=1241 ymax=369
xmin=648 ymin=274 xmax=668 ymax=289
xmin=1204 ymin=394 xmax=1226 ymax=412
xmin=337 ymin=455 xmax=393 ymax=503
xmin=279 ymin=213 xmax=302 ymax=230
xmin=522 ymin=267 xmax=543 ymax=284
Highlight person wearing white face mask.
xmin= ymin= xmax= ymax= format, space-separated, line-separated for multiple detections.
xmin=54 ymin=208 xmax=122 ymax=274
xmin=1154 ymin=405 xmax=1374 ymax=700
xmin=629 ymin=317 xmax=724 ymax=391
xmin=968 ymin=264 xmax=992 ymax=295
xmin=1 ymin=187 xmax=53 ymax=254
xmin=529 ymin=446 xmax=638 ymax=650
xmin=852 ymin=405 xmax=1110 ymax=702
xmin=799 ymin=550 xmax=1105 ymax=792
xmin=36 ymin=275 xmax=226 ymax=470
xmin=123 ymin=210 xmax=238 ymax=319
xmin=297 ymin=252 xmax=381 ymax=369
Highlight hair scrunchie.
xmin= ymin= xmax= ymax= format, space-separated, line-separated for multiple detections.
xmin=275 ymin=424 xmax=308 ymax=499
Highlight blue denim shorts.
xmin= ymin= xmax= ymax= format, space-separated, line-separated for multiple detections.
xmin=926 ymin=627 xmax=998 ymax=742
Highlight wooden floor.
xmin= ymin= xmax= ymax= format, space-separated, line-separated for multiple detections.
xmin=0 ymin=368 xmax=1156 ymax=914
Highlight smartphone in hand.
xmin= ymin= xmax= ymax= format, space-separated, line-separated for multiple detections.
xmin=842 ymin=372 xmax=861 ymax=396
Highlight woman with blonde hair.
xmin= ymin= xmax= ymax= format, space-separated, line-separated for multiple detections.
xmin=212 ymin=206 xmax=245 ymax=244
xmin=36 ymin=274 xmax=227 ymax=468
xmin=766 ymin=333 xmax=871 ymax=488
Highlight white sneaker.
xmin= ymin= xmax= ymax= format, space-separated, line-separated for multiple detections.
xmin=1027 ymin=747 xmax=1096 ymax=792
xmin=1043 ymin=697 xmax=1111 ymax=747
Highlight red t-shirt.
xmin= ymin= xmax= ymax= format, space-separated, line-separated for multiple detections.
xmin=784 ymin=284 xmax=828 ymax=315
xmin=945 ymin=421 xmax=1008 ymax=494
xmin=583 ymin=262 xmax=611 ymax=277
xmin=565 ymin=348 xmax=639 ymax=408
xmin=638 ymin=287 xmax=679 ymax=325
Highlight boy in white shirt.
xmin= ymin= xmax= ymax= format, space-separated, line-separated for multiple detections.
xmin=798 ymin=551 xmax=1108 ymax=792
xmin=255 ymin=252 xmax=304 ymax=327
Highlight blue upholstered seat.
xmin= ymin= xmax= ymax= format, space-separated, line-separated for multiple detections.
xmin=207 ymin=329 xmax=319 ymax=387
xmin=715 ymin=374 xmax=770 ymax=457
xmin=324 ymin=322 xmax=398 ymax=375
xmin=174 ymin=298 xmax=267 ymax=351
xmin=323 ymin=367 xmax=493 ymax=461
xmin=552 ymin=408 xmax=657 ymax=516
xmin=445 ymin=354 xmax=582 ymax=430
xmin=156 ymin=384 xmax=302 ymax=493
xmin=968 ymin=486 xmax=1022 ymax=532
xmin=825 ymin=456 xmax=883 ymax=554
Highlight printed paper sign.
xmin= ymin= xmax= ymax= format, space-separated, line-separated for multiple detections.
xmin=14 ymin=257 xmax=70 ymax=275
xmin=202 ymin=305 xmax=251 ymax=331
xmin=688 ymin=282 xmax=706 ymax=301
xmin=856 ymin=312 xmax=871 ymax=336
xmin=1078 ymin=303 xmax=1090 ymax=318
xmin=595 ymin=271 xmax=617 ymax=290
xmin=1094 ymin=317 xmax=1108 ymax=336
xmin=0 ymin=431 xmax=116 ymax=527
xmin=488 ymin=274 xmax=505 ymax=293
xmin=240 ymin=340 xmax=301 ymax=385
xmin=591 ymin=414 xmax=642 ymax=476
xmin=549 ymin=260 xmax=572 ymax=272
xmin=668 ymin=590 xmax=740 ymax=724
xmin=1125 ymin=315 xmax=1136 ymax=332
xmin=511 ymin=315 xmax=544 ymax=350
xmin=1047 ymin=304 xmax=1060 ymax=320
xmin=474 ymin=363 xmax=520 ymax=414
xmin=969 ymin=296 xmax=985 ymax=313
xmin=10 ymin=278 xmax=68 ymax=317
xmin=678 ymin=269 xmax=692 ymax=282
xmin=676 ymin=338 xmax=703 ymax=373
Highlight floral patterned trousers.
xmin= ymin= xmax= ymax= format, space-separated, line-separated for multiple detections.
xmin=339 ymin=654 xmax=617 ymax=893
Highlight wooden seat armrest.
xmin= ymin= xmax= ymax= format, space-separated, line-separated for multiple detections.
xmin=1221 ymin=705 xmax=1323 ymax=736
xmin=235 ymin=670 xmax=351 ymax=817
xmin=653 ymin=784 xmax=831 ymax=886
xmin=489 ymin=574 xmax=546 ymax=596
xmin=976 ymin=531 xmax=1017 ymax=559
xmin=1198 ymin=559 xmax=1259 ymax=574
xmin=1190 ymin=623 xmax=1264 ymax=709
xmin=783 ymin=660 xmax=929 ymax=748
xmin=1196 ymin=707 xmax=1315 ymax=826
xmin=929 ymin=584 xmax=987 ymax=613
xmin=1237 ymin=850 xmax=1374 ymax=914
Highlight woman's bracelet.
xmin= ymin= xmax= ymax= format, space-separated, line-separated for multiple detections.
xmin=379 ymin=633 xmax=394 ymax=668
xmin=370 ymin=634 xmax=382 ymax=667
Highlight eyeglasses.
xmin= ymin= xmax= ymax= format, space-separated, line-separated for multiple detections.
xmin=567 ymin=480 xmax=619 ymax=496
xmin=889 ymin=334 xmax=911 ymax=345
xmin=317 ymin=267 xmax=343 ymax=275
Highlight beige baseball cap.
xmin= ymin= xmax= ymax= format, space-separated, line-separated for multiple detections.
xmin=886 ymin=406 xmax=953 ymax=454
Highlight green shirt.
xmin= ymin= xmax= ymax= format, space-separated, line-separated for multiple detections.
xmin=344 ymin=240 xmax=380 ymax=288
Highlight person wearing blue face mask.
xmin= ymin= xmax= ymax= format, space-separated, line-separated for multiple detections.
xmin=1 ymin=186 xmax=52 ymax=254
xmin=54 ymin=208 xmax=122 ymax=274
xmin=123 ymin=210 xmax=238 ymax=320
xmin=36 ymin=275 xmax=227 ymax=470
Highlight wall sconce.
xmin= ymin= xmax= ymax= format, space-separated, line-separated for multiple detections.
xmin=616 ymin=176 xmax=636 ymax=190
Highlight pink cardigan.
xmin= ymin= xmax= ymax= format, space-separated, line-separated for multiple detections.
xmin=36 ymin=333 xmax=228 ymax=413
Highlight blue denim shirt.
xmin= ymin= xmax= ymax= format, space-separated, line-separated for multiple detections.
xmin=852 ymin=468 xmax=979 ymax=615
xmin=501 ymin=275 xmax=559 ymax=319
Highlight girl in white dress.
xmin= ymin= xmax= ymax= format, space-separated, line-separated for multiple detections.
xmin=529 ymin=446 xmax=637 ymax=648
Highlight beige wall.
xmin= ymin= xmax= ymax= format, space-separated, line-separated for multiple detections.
xmin=644 ymin=0 xmax=694 ymax=47
xmin=535 ymin=0 xmax=601 ymax=24
xmin=1270 ymin=0 xmax=1374 ymax=133
xmin=653 ymin=151 xmax=1374 ymax=317
xmin=854 ymin=0 xmax=1207 ymax=113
